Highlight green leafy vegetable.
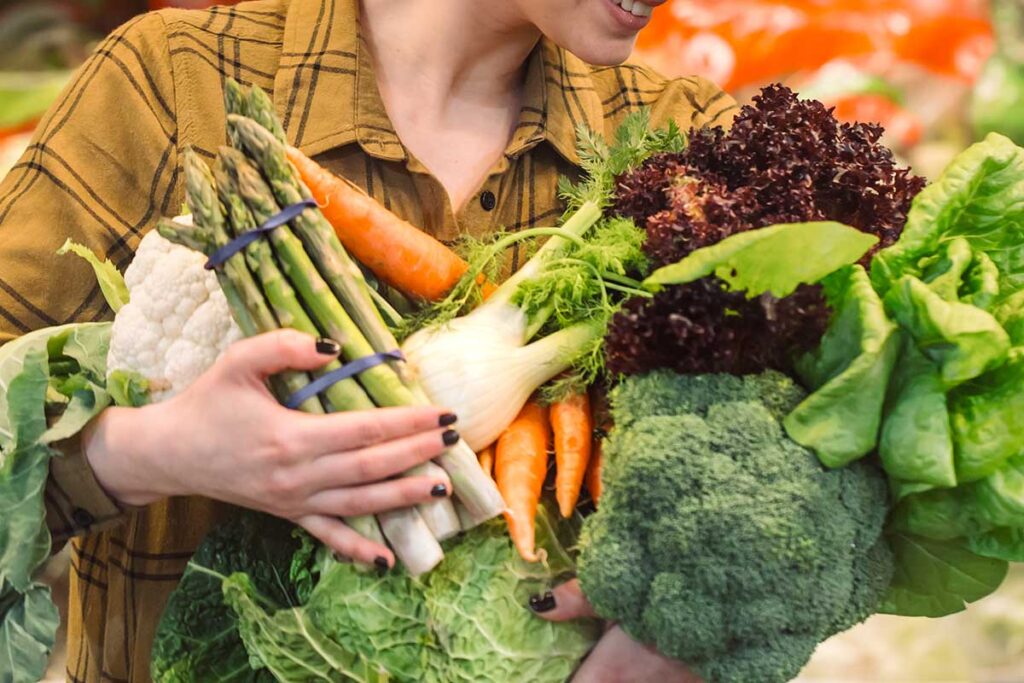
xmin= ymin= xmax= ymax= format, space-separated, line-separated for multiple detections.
xmin=57 ymin=239 xmax=130 ymax=313
xmin=881 ymin=533 xmax=1008 ymax=617
xmin=949 ymin=351 xmax=1024 ymax=482
xmin=883 ymin=275 xmax=1009 ymax=387
xmin=153 ymin=508 xmax=598 ymax=682
xmin=150 ymin=512 xmax=299 ymax=683
xmin=0 ymin=323 xmax=116 ymax=683
xmin=871 ymin=133 xmax=1024 ymax=297
xmin=784 ymin=266 xmax=900 ymax=467
xmin=643 ymin=222 xmax=877 ymax=297
xmin=0 ymin=580 xmax=59 ymax=683
xmin=878 ymin=338 xmax=956 ymax=488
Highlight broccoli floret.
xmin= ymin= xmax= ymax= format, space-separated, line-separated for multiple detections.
xmin=578 ymin=371 xmax=893 ymax=683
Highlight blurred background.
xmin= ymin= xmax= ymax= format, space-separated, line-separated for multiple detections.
xmin=2 ymin=0 xmax=1023 ymax=681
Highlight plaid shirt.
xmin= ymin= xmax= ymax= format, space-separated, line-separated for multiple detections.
xmin=0 ymin=0 xmax=737 ymax=680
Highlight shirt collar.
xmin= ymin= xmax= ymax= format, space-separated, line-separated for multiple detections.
xmin=273 ymin=0 xmax=602 ymax=165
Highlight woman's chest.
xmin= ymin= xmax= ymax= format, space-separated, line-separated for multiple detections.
xmin=311 ymin=143 xmax=579 ymax=269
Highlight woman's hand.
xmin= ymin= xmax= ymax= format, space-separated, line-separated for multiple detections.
xmin=532 ymin=580 xmax=704 ymax=683
xmin=83 ymin=329 xmax=456 ymax=567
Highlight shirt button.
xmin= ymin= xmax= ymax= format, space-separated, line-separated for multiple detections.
xmin=72 ymin=507 xmax=96 ymax=528
xmin=480 ymin=190 xmax=497 ymax=212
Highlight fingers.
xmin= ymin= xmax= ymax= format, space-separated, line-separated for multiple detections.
xmin=529 ymin=579 xmax=598 ymax=621
xmin=571 ymin=627 xmax=704 ymax=683
xmin=305 ymin=475 xmax=451 ymax=517
xmin=293 ymin=406 xmax=458 ymax=456
xmin=221 ymin=329 xmax=339 ymax=379
xmin=302 ymin=428 xmax=459 ymax=490
xmin=296 ymin=514 xmax=394 ymax=569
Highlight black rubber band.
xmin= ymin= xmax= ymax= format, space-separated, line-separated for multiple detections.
xmin=285 ymin=350 xmax=405 ymax=410
xmin=205 ymin=199 xmax=318 ymax=270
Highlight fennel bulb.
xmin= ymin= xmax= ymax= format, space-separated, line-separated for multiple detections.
xmin=404 ymin=300 xmax=601 ymax=450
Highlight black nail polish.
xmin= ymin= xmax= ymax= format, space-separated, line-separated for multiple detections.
xmin=374 ymin=556 xmax=390 ymax=573
xmin=316 ymin=337 xmax=341 ymax=355
xmin=438 ymin=413 xmax=458 ymax=427
xmin=442 ymin=429 xmax=460 ymax=446
xmin=528 ymin=591 xmax=556 ymax=613
xmin=431 ymin=483 xmax=448 ymax=498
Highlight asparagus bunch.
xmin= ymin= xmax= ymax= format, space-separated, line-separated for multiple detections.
xmin=218 ymin=147 xmax=462 ymax=543
xmin=228 ymin=95 xmax=504 ymax=525
xmin=158 ymin=81 xmax=505 ymax=575
xmin=161 ymin=149 xmax=450 ymax=573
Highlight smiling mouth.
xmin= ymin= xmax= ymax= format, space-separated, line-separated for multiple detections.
xmin=611 ymin=0 xmax=654 ymax=18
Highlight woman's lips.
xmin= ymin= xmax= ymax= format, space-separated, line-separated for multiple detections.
xmin=604 ymin=0 xmax=656 ymax=31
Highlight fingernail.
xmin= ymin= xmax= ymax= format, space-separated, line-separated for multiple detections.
xmin=442 ymin=429 xmax=460 ymax=446
xmin=431 ymin=483 xmax=448 ymax=498
xmin=528 ymin=591 xmax=556 ymax=613
xmin=374 ymin=556 xmax=390 ymax=573
xmin=316 ymin=337 xmax=341 ymax=355
xmin=439 ymin=413 xmax=458 ymax=427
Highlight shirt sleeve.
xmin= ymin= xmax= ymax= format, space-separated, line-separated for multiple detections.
xmin=0 ymin=11 xmax=180 ymax=540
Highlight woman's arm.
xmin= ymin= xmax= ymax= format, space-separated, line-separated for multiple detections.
xmin=82 ymin=329 xmax=456 ymax=566
xmin=0 ymin=12 xmax=183 ymax=542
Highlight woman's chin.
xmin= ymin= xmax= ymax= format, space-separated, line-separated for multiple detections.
xmin=562 ymin=36 xmax=637 ymax=67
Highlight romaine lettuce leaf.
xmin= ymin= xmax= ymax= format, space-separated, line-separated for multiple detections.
xmin=967 ymin=527 xmax=1024 ymax=562
xmin=883 ymin=275 xmax=1009 ymax=387
xmin=973 ymin=454 xmax=1024 ymax=529
xmin=949 ymin=350 xmax=1024 ymax=482
xmin=784 ymin=266 xmax=899 ymax=467
xmin=872 ymin=133 xmax=1024 ymax=298
xmin=880 ymin=533 xmax=1008 ymax=617
xmin=879 ymin=338 xmax=956 ymax=488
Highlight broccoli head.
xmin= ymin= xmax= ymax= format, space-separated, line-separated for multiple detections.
xmin=577 ymin=371 xmax=893 ymax=683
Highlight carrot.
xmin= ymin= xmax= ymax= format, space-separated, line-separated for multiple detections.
xmin=495 ymin=398 xmax=550 ymax=562
xmin=586 ymin=440 xmax=604 ymax=505
xmin=551 ymin=391 xmax=593 ymax=517
xmin=478 ymin=443 xmax=496 ymax=479
xmin=286 ymin=146 xmax=495 ymax=301
xmin=587 ymin=389 xmax=611 ymax=505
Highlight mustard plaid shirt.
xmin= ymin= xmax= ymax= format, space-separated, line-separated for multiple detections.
xmin=0 ymin=0 xmax=737 ymax=679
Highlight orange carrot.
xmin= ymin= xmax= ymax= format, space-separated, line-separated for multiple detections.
xmin=287 ymin=146 xmax=496 ymax=301
xmin=586 ymin=440 xmax=604 ymax=505
xmin=587 ymin=389 xmax=611 ymax=505
xmin=495 ymin=399 xmax=550 ymax=562
xmin=551 ymin=391 xmax=593 ymax=517
xmin=478 ymin=444 xmax=496 ymax=479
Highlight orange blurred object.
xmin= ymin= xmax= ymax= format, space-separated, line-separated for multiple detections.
xmin=831 ymin=93 xmax=924 ymax=148
xmin=637 ymin=0 xmax=994 ymax=90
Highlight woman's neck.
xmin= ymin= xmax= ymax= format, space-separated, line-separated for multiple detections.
xmin=359 ymin=0 xmax=542 ymax=212
xmin=360 ymin=0 xmax=540 ymax=114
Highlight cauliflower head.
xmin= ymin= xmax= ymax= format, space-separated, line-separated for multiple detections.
xmin=107 ymin=224 xmax=241 ymax=400
xmin=577 ymin=371 xmax=893 ymax=683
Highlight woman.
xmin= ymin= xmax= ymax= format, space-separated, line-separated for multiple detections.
xmin=0 ymin=0 xmax=736 ymax=680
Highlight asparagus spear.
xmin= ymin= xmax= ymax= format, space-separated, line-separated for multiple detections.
xmin=210 ymin=154 xmax=397 ymax=550
xmin=163 ymin=150 xmax=395 ymax=552
xmin=213 ymin=152 xmax=375 ymax=414
xmin=222 ymin=148 xmax=461 ymax=545
xmin=226 ymin=146 xmax=417 ymax=408
xmin=230 ymin=113 xmax=505 ymax=524
xmin=163 ymin=149 xmax=323 ymax=415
